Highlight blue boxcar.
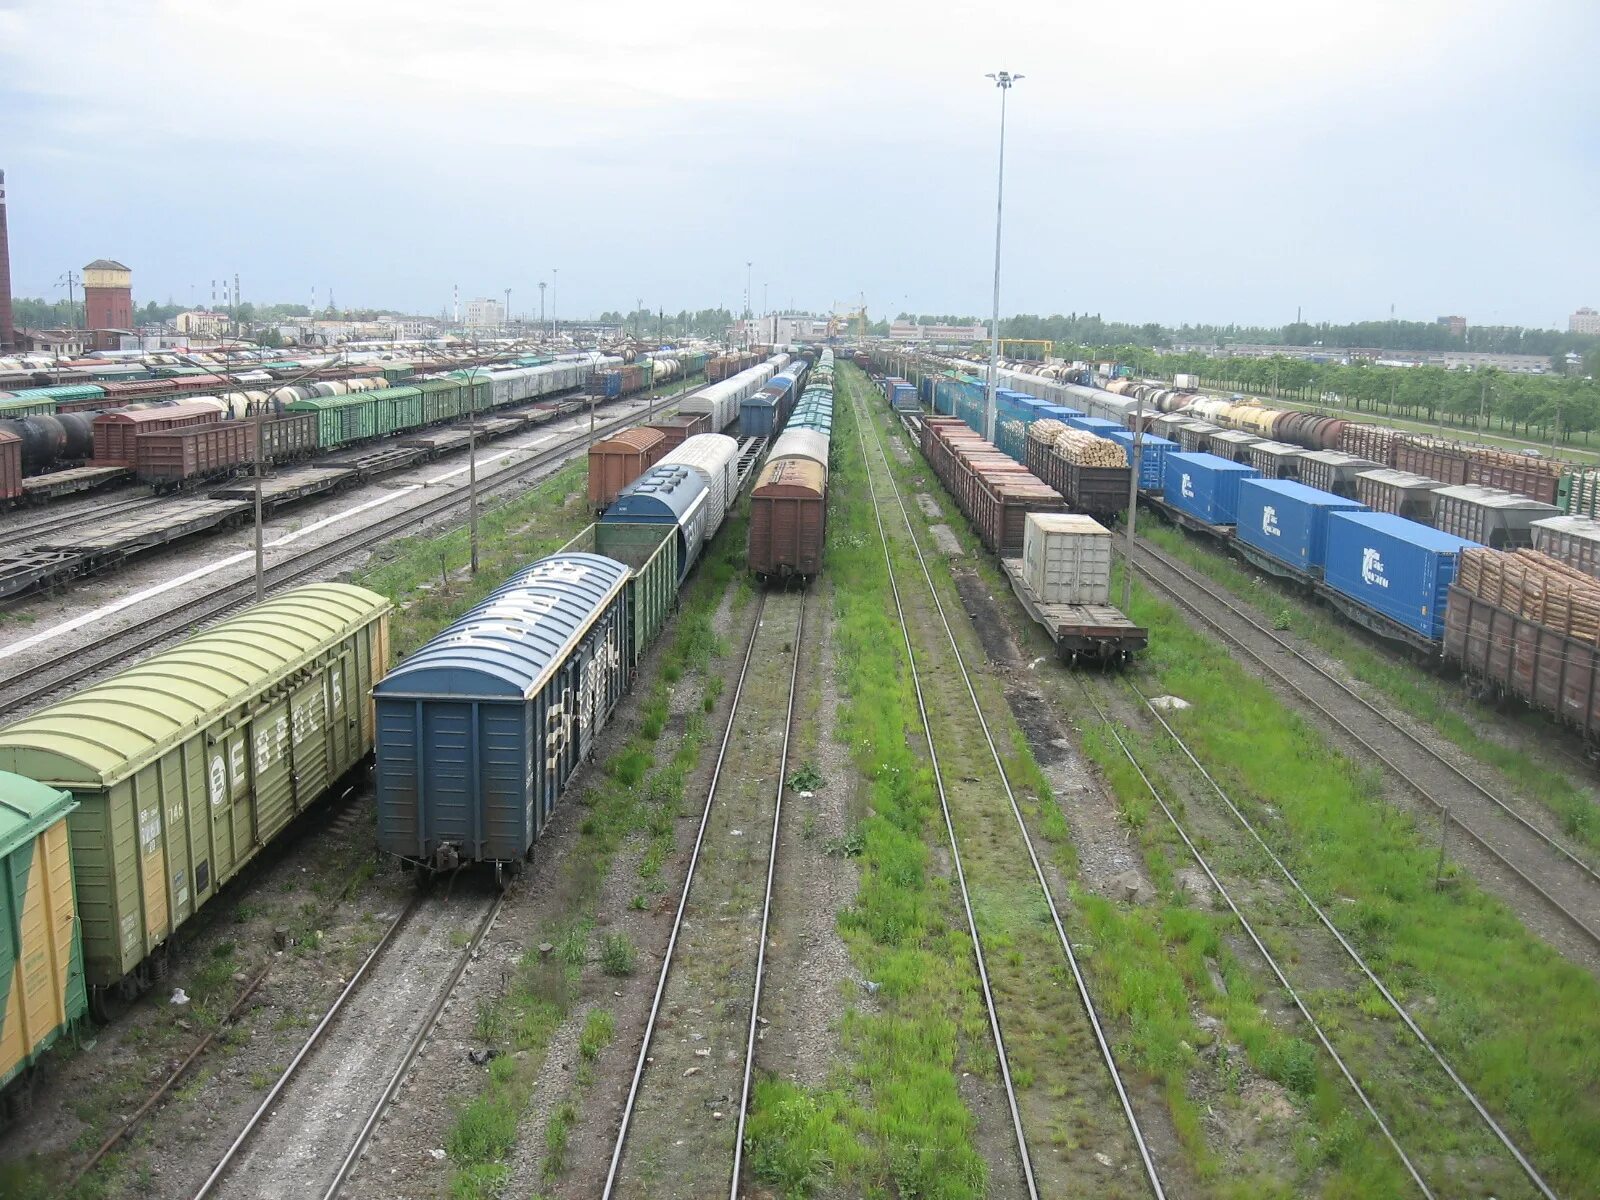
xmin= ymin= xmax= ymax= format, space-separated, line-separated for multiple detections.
xmin=1323 ymin=512 xmax=1477 ymax=641
xmin=739 ymin=394 xmax=778 ymax=437
xmin=1163 ymin=452 xmax=1261 ymax=526
xmin=1235 ymin=479 xmax=1367 ymax=577
xmin=889 ymin=383 xmax=918 ymax=411
xmin=1104 ymin=430 xmax=1176 ymax=491
xmin=601 ymin=463 xmax=709 ymax=581
xmin=374 ymin=553 xmax=632 ymax=874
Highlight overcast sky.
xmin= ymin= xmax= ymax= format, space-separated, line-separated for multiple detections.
xmin=2 ymin=0 xmax=1594 ymax=329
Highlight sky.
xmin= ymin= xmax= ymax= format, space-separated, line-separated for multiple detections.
xmin=1 ymin=0 xmax=1595 ymax=331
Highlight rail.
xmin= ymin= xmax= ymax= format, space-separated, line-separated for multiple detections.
xmin=849 ymin=374 xmax=1166 ymax=1198
xmin=1132 ymin=538 xmax=1600 ymax=954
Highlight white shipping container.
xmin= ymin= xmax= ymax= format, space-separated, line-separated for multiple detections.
xmin=1023 ymin=513 xmax=1112 ymax=606
xmin=1174 ymin=373 xmax=1200 ymax=389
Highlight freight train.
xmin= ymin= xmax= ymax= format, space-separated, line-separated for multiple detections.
xmin=373 ymin=353 xmax=793 ymax=878
xmin=871 ymin=348 xmax=1600 ymax=746
xmin=748 ymin=349 xmax=834 ymax=580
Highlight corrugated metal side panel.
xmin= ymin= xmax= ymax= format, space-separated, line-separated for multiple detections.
xmin=0 ymin=816 xmax=85 ymax=1088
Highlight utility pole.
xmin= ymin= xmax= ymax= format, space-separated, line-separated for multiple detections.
xmin=504 ymin=288 xmax=511 ymax=332
xmin=539 ymin=281 xmax=547 ymax=336
xmin=1122 ymin=387 xmax=1144 ymax=613
xmin=983 ymin=70 xmax=1023 ymax=443
xmin=467 ymin=361 xmax=480 ymax=574
xmin=745 ymin=261 xmax=752 ymax=347
xmin=552 ymin=268 xmax=558 ymax=339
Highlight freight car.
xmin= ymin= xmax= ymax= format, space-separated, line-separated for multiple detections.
xmin=602 ymin=464 xmax=710 ymax=584
xmin=588 ymin=426 xmax=668 ymax=511
xmin=375 ymin=554 xmax=632 ymax=882
xmin=680 ymin=355 xmax=787 ymax=431
xmin=1001 ymin=513 xmax=1147 ymax=664
xmin=0 ymin=773 xmax=85 ymax=1102
xmin=748 ymin=351 xmax=834 ymax=582
xmin=659 ymin=434 xmax=741 ymax=538
xmin=0 ymin=584 xmax=390 ymax=1008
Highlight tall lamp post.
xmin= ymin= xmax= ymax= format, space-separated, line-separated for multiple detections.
xmin=551 ymin=268 xmax=558 ymax=340
xmin=983 ymin=69 xmax=1022 ymax=444
xmin=539 ymin=282 xmax=547 ymax=337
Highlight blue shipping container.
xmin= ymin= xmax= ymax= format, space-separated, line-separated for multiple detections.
xmin=1104 ymin=430 xmax=1176 ymax=491
xmin=1065 ymin=415 xmax=1124 ymax=438
xmin=1163 ymin=452 xmax=1261 ymax=526
xmin=374 ymin=553 xmax=632 ymax=871
xmin=1322 ymin=511 xmax=1477 ymax=640
xmin=1235 ymin=479 xmax=1367 ymax=577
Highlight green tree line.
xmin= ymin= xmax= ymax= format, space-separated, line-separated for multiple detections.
xmin=1104 ymin=345 xmax=1600 ymax=445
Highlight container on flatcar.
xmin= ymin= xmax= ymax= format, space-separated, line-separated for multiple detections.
xmin=1162 ymin=452 xmax=1260 ymax=526
xmin=1022 ymin=513 xmax=1111 ymax=605
xmin=748 ymin=458 xmax=827 ymax=580
xmin=601 ymin=463 xmax=709 ymax=582
xmin=1354 ymin=469 xmax=1446 ymax=523
xmin=374 ymin=554 xmax=630 ymax=876
xmin=1431 ymin=484 xmax=1560 ymax=549
xmin=1322 ymin=512 xmax=1475 ymax=641
xmin=1531 ymin=514 xmax=1600 ymax=580
xmin=0 ymin=773 xmax=85 ymax=1092
xmin=1102 ymin=430 xmax=1174 ymax=491
xmin=658 ymin=434 xmax=740 ymax=537
xmin=588 ymin=427 xmax=667 ymax=511
xmin=1234 ymin=479 xmax=1366 ymax=577
xmin=0 ymin=584 xmax=390 ymax=991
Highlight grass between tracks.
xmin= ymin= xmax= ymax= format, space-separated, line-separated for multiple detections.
xmin=441 ymin=526 xmax=746 ymax=1198
xmin=744 ymin=380 xmax=993 ymax=1197
xmin=1099 ymin=565 xmax=1600 ymax=1193
xmin=848 ymin=369 xmax=1378 ymax=1194
xmin=1141 ymin=521 xmax=1600 ymax=854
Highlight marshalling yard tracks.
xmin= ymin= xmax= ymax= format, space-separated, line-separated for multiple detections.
xmin=0 ymin=393 xmax=684 ymax=717
xmin=847 ymin=380 xmax=1165 ymax=1198
xmin=1130 ymin=538 xmax=1600 ymax=957
xmin=602 ymin=587 xmax=807 ymax=1199
xmin=187 ymin=885 xmax=506 ymax=1200
xmin=1074 ymin=673 xmax=1560 ymax=1197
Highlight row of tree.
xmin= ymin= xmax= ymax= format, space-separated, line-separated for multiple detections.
xmin=1101 ymin=345 xmax=1600 ymax=444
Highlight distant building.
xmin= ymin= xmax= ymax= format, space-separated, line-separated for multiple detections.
xmin=175 ymin=310 xmax=231 ymax=337
xmin=1571 ymin=307 xmax=1600 ymax=336
xmin=464 ymin=298 xmax=505 ymax=328
xmin=734 ymin=314 xmax=830 ymax=345
xmin=83 ymin=259 xmax=133 ymax=349
xmin=1436 ymin=315 xmax=1467 ymax=337
xmin=14 ymin=329 xmax=86 ymax=357
xmin=380 ymin=316 xmax=432 ymax=339
xmin=889 ymin=321 xmax=988 ymax=343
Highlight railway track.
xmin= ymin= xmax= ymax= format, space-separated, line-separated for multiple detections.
xmin=603 ymin=587 xmax=807 ymax=1199
xmin=1074 ymin=675 xmax=1559 ymax=1197
xmin=0 ymin=397 xmax=672 ymax=717
xmin=1131 ymin=538 xmax=1600 ymax=955
xmin=0 ymin=490 xmax=155 ymax=551
xmin=192 ymin=886 xmax=505 ymax=1200
xmin=848 ymin=379 xmax=1163 ymax=1197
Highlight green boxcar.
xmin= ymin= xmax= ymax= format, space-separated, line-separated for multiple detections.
xmin=6 ymin=385 xmax=102 ymax=406
xmin=0 ymin=395 xmax=58 ymax=418
xmin=381 ymin=364 xmax=415 ymax=384
xmin=287 ymin=392 xmax=378 ymax=448
xmin=585 ymin=523 xmax=680 ymax=668
xmin=0 ymin=585 xmax=391 ymax=991
xmin=414 ymin=379 xmax=465 ymax=425
xmin=0 ymin=773 xmax=85 ymax=1091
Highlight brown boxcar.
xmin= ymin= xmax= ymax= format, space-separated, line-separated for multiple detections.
xmin=134 ymin=421 xmax=256 ymax=487
xmin=0 ymin=430 xmax=21 ymax=501
xmin=588 ymin=427 xmax=667 ymax=510
xmin=647 ymin=412 xmax=712 ymax=451
xmin=93 ymin=401 xmax=225 ymax=463
xmin=748 ymin=458 xmax=827 ymax=579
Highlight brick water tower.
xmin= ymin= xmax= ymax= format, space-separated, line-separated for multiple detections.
xmin=83 ymin=258 xmax=133 ymax=349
